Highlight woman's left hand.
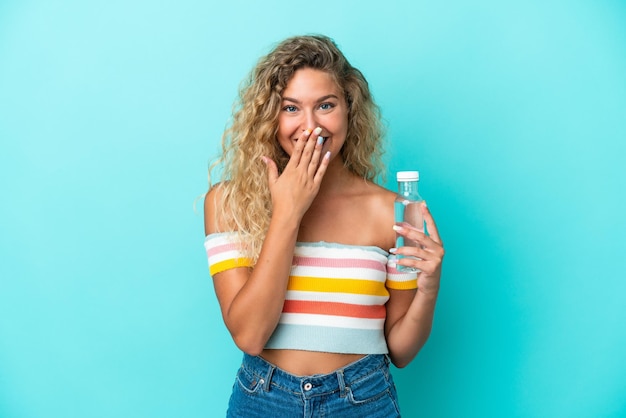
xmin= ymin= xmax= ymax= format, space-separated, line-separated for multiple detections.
xmin=392 ymin=202 xmax=444 ymax=296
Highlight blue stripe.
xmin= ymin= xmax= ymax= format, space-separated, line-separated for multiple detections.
xmin=265 ymin=324 xmax=388 ymax=354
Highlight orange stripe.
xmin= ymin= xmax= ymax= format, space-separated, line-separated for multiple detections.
xmin=282 ymin=300 xmax=386 ymax=319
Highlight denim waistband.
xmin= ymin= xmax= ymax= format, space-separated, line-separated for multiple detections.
xmin=240 ymin=353 xmax=390 ymax=399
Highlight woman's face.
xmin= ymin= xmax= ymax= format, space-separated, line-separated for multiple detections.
xmin=277 ymin=68 xmax=348 ymax=159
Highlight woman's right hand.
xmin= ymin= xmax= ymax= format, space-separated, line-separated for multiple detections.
xmin=263 ymin=127 xmax=330 ymax=219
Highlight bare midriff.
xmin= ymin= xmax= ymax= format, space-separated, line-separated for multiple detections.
xmin=260 ymin=349 xmax=366 ymax=376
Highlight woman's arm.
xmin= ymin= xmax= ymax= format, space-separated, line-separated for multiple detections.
xmin=205 ymin=129 xmax=329 ymax=355
xmin=384 ymin=202 xmax=445 ymax=367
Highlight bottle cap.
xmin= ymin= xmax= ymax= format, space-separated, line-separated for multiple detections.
xmin=396 ymin=171 xmax=419 ymax=181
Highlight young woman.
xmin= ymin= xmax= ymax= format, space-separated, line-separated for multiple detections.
xmin=204 ymin=34 xmax=444 ymax=417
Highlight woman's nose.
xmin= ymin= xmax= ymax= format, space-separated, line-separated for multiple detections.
xmin=303 ymin=109 xmax=318 ymax=130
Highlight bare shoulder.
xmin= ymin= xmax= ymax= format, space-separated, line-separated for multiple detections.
xmin=357 ymin=180 xmax=398 ymax=249
xmin=354 ymin=179 xmax=396 ymax=212
xmin=204 ymin=182 xmax=228 ymax=235
xmin=364 ymin=180 xmax=397 ymax=205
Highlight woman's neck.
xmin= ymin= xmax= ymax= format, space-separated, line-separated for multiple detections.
xmin=317 ymin=158 xmax=366 ymax=198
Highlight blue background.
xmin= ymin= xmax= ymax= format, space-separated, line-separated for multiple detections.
xmin=1 ymin=1 xmax=625 ymax=417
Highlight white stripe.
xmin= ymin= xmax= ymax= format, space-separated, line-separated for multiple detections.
xmin=207 ymin=250 xmax=246 ymax=265
xmin=285 ymin=290 xmax=389 ymax=306
xmin=295 ymin=245 xmax=387 ymax=262
xmin=387 ymin=272 xmax=418 ymax=282
xmin=204 ymin=234 xmax=236 ymax=247
xmin=290 ymin=265 xmax=386 ymax=282
xmin=278 ymin=313 xmax=384 ymax=330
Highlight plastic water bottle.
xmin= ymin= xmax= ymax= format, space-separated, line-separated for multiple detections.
xmin=394 ymin=171 xmax=424 ymax=272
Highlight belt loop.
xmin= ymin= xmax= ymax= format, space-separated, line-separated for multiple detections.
xmin=383 ymin=354 xmax=391 ymax=378
xmin=262 ymin=364 xmax=275 ymax=392
xmin=336 ymin=369 xmax=347 ymax=397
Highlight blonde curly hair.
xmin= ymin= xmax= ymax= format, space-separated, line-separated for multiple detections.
xmin=209 ymin=34 xmax=385 ymax=262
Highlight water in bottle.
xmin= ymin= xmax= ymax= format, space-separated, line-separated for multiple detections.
xmin=394 ymin=171 xmax=424 ymax=273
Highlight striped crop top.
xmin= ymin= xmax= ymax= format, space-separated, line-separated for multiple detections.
xmin=204 ymin=232 xmax=418 ymax=355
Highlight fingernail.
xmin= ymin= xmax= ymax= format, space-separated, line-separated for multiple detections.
xmin=313 ymin=127 xmax=322 ymax=135
xmin=423 ymin=201 xmax=428 ymax=208
xmin=317 ymin=136 xmax=324 ymax=145
xmin=389 ymin=247 xmax=397 ymax=253
xmin=392 ymin=225 xmax=403 ymax=232
xmin=304 ymin=129 xmax=311 ymax=136
xmin=324 ymin=151 xmax=331 ymax=159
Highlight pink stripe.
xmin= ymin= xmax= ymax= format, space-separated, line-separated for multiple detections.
xmin=206 ymin=242 xmax=240 ymax=258
xmin=293 ymin=256 xmax=385 ymax=272
xmin=387 ymin=265 xmax=402 ymax=274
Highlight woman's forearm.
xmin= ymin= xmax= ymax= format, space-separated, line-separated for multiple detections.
xmin=386 ymin=290 xmax=439 ymax=368
xmin=222 ymin=211 xmax=300 ymax=355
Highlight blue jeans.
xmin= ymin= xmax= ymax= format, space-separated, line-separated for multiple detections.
xmin=226 ymin=353 xmax=402 ymax=417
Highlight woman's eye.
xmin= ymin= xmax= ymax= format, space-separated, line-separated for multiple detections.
xmin=319 ymin=103 xmax=334 ymax=110
xmin=283 ymin=105 xmax=297 ymax=112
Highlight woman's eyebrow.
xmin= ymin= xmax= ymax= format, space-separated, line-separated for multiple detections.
xmin=282 ymin=94 xmax=339 ymax=104
xmin=317 ymin=94 xmax=339 ymax=102
xmin=282 ymin=97 xmax=301 ymax=104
